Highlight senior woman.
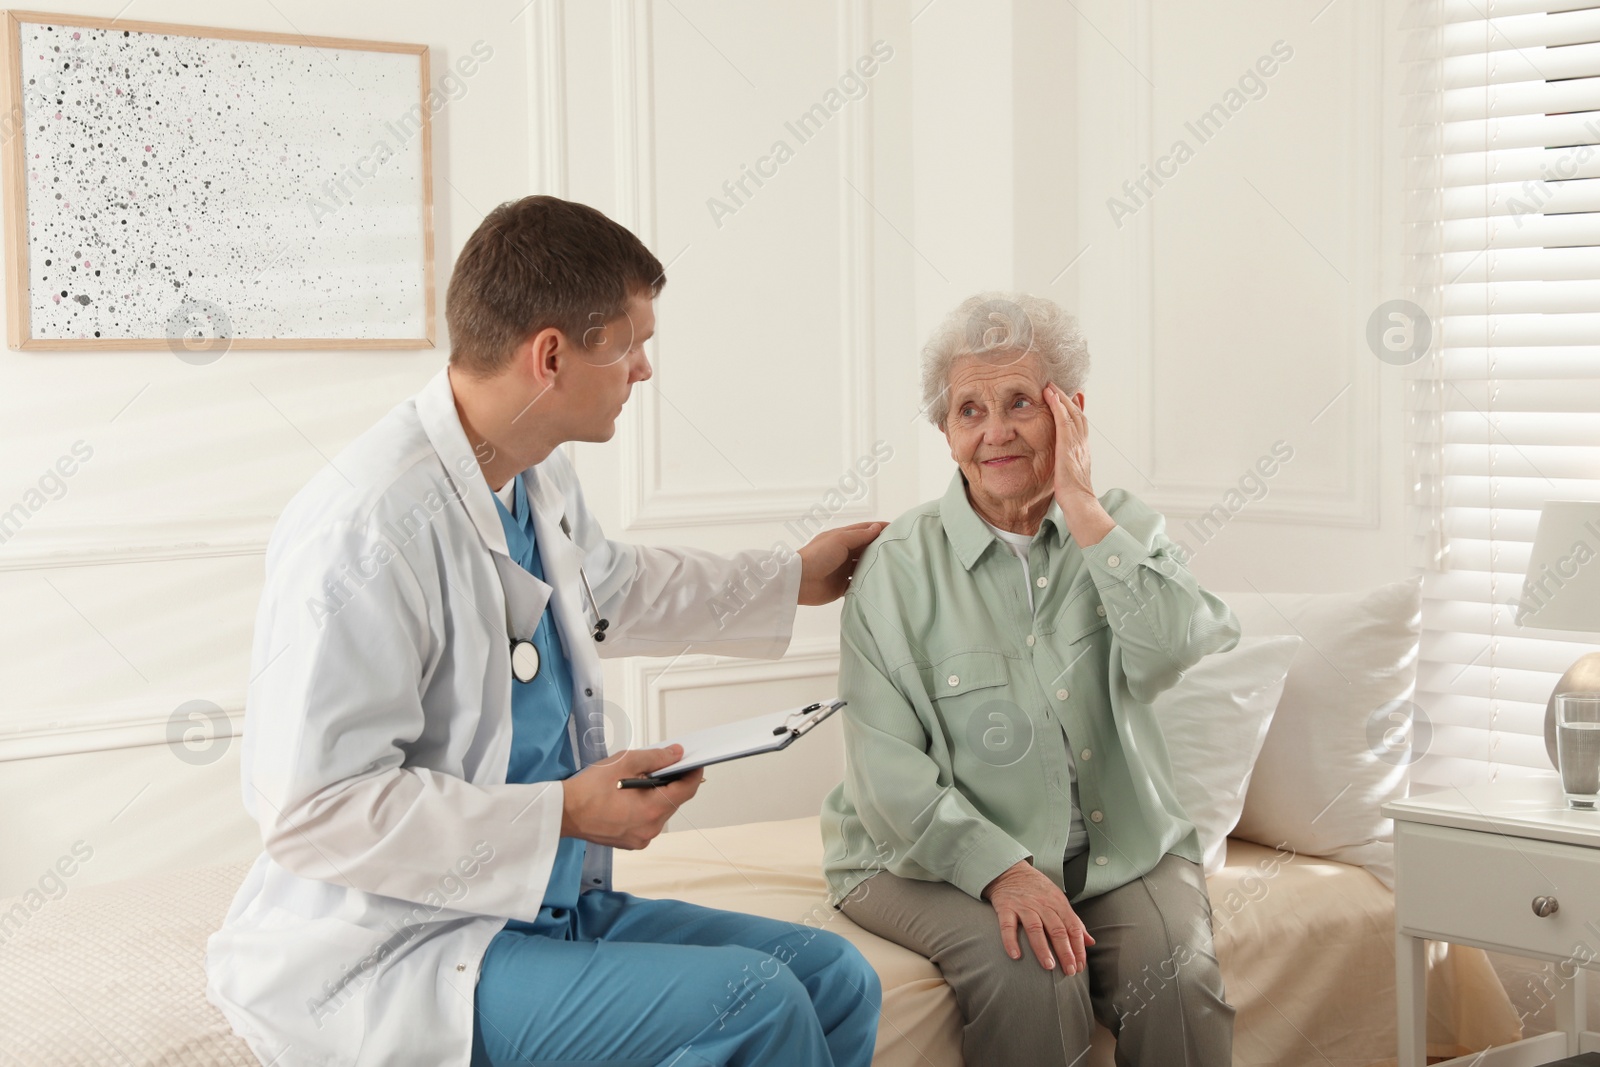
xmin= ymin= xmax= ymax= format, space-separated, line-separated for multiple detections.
xmin=820 ymin=292 xmax=1241 ymax=1066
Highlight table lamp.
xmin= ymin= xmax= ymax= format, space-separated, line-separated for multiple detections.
xmin=1513 ymin=500 xmax=1600 ymax=767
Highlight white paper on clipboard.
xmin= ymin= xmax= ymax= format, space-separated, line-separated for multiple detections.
xmin=638 ymin=699 xmax=845 ymax=780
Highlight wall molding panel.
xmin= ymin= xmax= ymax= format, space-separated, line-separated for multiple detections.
xmin=0 ymin=694 xmax=244 ymax=763
xmin=527 ymin=0 xmax=569 ymax=198
xmin=624 ymin=637 xmax=840 ymax=748
xmin=1086 ymin=0 xmax=1383 ymax=530
xmin=610 ymin=0 xmax=879 ymax=531
xmin=0 ymin=515 xmax=275 ymax=573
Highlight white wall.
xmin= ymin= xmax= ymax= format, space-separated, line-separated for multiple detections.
xmin=1080 ymin=0 xmax=1412 ymax=598
xmin=0 ymin=0 xmax=541 ymax=895
xmin=554 ymin=0 xmax=924 ymax=833
xmin=906 ymin=0 xmax=1410 ymax=595
xmin=0 ymin=0 xmax=1413 ymax=897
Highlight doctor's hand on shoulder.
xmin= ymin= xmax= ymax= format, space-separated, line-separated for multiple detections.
xmin=558 ymin=521 xmax=887 ymax=852
xmin=797 ymin=521 xmax=888 ymax=605
xmin=561 ymin=745 xmax=704 ymax=850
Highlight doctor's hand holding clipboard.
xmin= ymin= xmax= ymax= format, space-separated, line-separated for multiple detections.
xmin=563 ymin=697 xmax=845 ymax=845
xmin=549 ymin=507 xmax=877 ymax=855
xmin=558 ymin=744 xmax=704 ymax=850
xmin=549 ymin=509 xmax=877 ymax=853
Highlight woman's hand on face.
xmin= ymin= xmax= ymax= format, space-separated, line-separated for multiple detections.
xmin=1044 ymin=383 xmax=1116 ymax=546
xmin=981 ymin=858 xmax=1095 ymax=973
xmin=1044 ymin=382 xmax=1094 ymax=507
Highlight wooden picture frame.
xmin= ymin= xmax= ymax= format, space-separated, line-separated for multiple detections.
xmin=0 ymin=10 xmax=435 ymax=350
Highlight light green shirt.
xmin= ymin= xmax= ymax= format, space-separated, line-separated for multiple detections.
xmin=820 ymin=471 xmax=1240 ymax=905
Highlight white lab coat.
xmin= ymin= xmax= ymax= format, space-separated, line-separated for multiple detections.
xmin=205 ymin=367 xmax=802 ymax=1067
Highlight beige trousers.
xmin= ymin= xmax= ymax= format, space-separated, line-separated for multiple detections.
xmin=838 ymin=851 xmax=1234 ymax=1066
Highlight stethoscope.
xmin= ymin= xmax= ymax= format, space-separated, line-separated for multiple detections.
xmin=510 ymin=514 xmax=610 ymax=684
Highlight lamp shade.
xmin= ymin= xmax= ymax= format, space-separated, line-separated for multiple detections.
xmin=1517 ymin=501 xmax=1600 ymax=632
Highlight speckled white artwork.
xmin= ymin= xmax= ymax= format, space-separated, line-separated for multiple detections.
xmin=16 ymin=20 xmax=428 ymax=342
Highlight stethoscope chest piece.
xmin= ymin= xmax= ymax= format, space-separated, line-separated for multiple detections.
xmin=511 ymin=639 xmax=541 ymax=683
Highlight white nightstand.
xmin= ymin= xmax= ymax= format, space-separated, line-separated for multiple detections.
xmin=1385 ymin=777 xmax=1600 ymax=1067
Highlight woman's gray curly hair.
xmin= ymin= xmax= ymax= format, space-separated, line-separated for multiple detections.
xmin=920 ymin=291 xmax=1090 ymax=427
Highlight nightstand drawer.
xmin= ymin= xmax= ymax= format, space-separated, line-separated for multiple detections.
xmin=1395 ymin=821 xmax=1600 ymax=959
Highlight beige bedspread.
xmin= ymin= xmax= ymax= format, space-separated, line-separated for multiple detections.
xmin=0 ymin=818 xmax=1520 ymax=1066
xmin=614 ymin=817 xmax=1523 ymax=1067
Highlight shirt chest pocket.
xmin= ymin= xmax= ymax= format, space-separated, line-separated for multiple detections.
xmin=924 ymin=650 xmax=1036 ymax=770
xmin=928 ymin=649 xmax=1010 ymax=699
xmin=1058 ymin=590 xmax=1111 ymax=645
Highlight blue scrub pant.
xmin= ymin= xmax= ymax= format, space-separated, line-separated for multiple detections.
xmin=471 ymin=889 xmax=882 ymax=1067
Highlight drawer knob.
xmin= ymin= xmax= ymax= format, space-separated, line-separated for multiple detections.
xmin=1532 ymin=895 xmax=1560 ymax=918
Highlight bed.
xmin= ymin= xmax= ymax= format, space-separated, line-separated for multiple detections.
xmin=0 ymin=815 xmax=1520 ymax=1067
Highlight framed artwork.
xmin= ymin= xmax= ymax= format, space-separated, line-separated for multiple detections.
xmin=0 ymin=10 xmax=434 ymax=350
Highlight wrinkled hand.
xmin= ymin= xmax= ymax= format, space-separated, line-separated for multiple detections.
xmin=982 ymin=859 xmax=1095 ymax=973
xmin=1044 ymin=382 xmax=1094 ymax=506
xmin=560 ymin=745 xmax=704 ymax=850
xmin=1044 ymin=384 xmax=1114 ymax=546
xmin=797 ymin=521 xmax=887 ymax=605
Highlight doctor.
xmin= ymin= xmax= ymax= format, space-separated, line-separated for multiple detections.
xmin=206 ymin=194 xmax=885 ymax=1067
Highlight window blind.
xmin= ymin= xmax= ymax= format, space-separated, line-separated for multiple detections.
xmin=1410 ymin=0 xmax=1600 ymax=790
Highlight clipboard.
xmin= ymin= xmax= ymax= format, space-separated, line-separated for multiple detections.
xmin=618 ymin=699 xmax=846 ymax=788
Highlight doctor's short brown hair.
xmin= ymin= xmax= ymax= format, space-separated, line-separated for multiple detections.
xmin=446 ymin=195 xmax=665 ymax=376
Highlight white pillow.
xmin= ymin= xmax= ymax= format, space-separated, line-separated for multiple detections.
xmin=1155 ymin=636 xmax=1301 ymax=876
xmin=1223 ymin=577 xmax=1424 ymax=888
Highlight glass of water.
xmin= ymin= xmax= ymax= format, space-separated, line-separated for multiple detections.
xmin=1555 ymin=692 xmax=1600 ymax=810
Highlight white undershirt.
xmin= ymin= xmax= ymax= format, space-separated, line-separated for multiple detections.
xmin=980 ymin=518 xmax=1040 ymax=614
xmin=979 ymin=516 xmax=1091 ymax=858
xmin=494 ymin=478 xmax=515 ymax=508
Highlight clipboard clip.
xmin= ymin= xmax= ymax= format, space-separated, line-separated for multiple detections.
xmin=772 ymin=702 xmax=825 ymax=736
xmin=619 ymin=699 xmax=845 ymax=789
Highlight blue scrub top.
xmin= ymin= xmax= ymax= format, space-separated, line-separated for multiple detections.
xmin=492 ymin=472 xmax=586 ymax=935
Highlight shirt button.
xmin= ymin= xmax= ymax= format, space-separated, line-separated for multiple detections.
xmin=1035 ymin=575 xmax=1049 ymax=588
xmin=1026 ymin=634 xmax=1036 ymax=647
xmin=1081 ymin=748 xmax=1092 ymax=761
xmin=1095 ymin=855 xmax=1108 ymax=866
xmin=1056 ymin=688 xmax=1069 ymax=700
xmin=1090 ymin=810 xmax=1103 ymax=823
xmin=948 ymin=674 xmax=960 ymax=687
xmin=456 ymin=964 xmax=466 ymax=972
xmin=1107 ymin=554 xmax=1120 ymax=567
xmin=1095 ymin=605 xmax=1106 ymax=617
